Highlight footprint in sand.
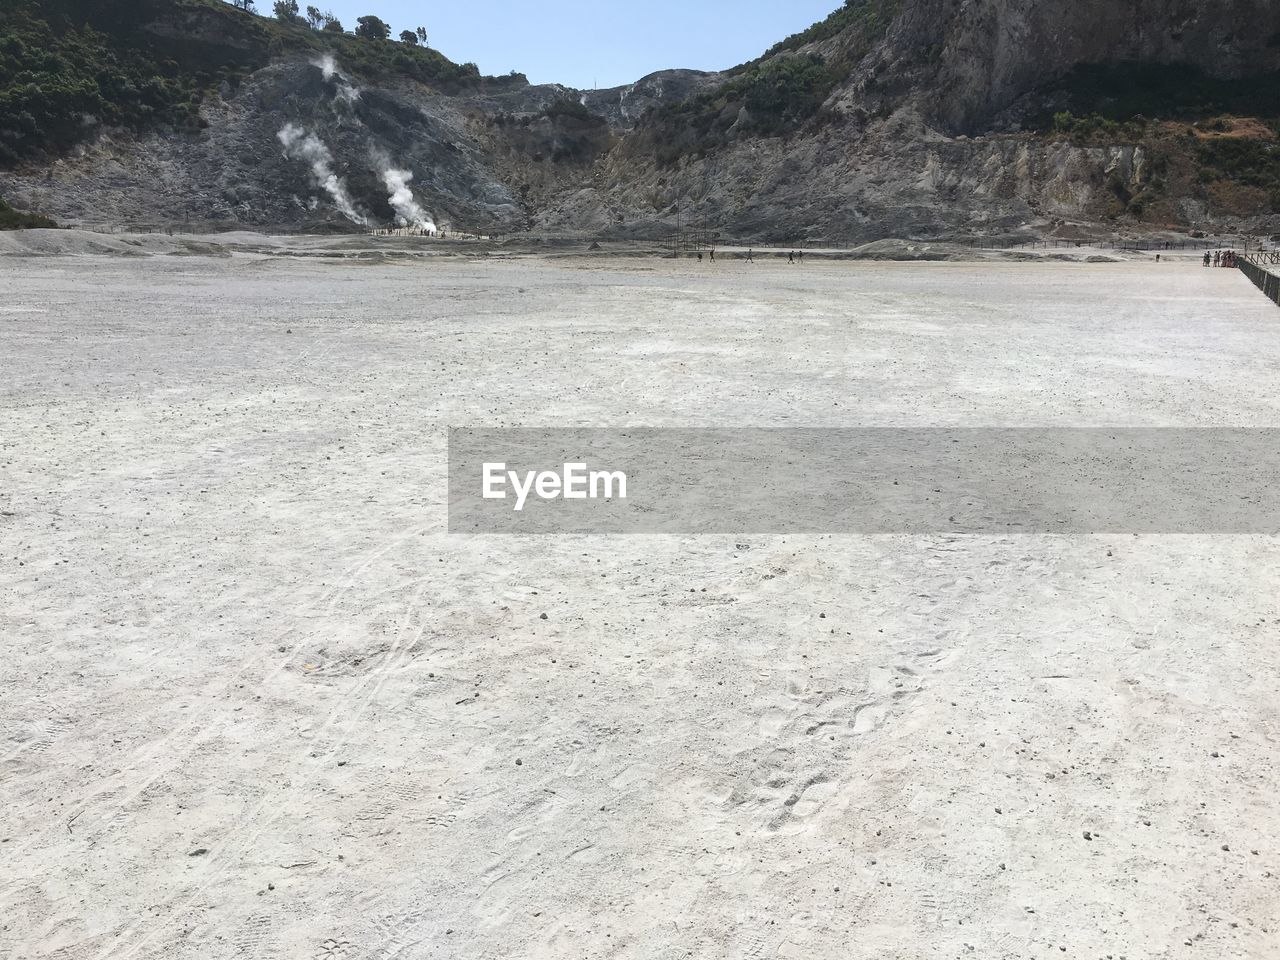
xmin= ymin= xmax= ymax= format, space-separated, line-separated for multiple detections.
xmin=787 ymin=778 xmax=839 ymax=818
xmin=852 ymin=702 xmax=886 ymax=734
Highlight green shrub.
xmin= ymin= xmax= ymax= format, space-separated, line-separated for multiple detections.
xmin=738 ymin=55 xmax=835 ymax=126
xmin=0 ymin=2 xmax=242 ymax=164
xmin=643 ymin=54 xmax=836 ymax=166
xmin=754 ymin=0 xmax=901 ymax=63
xmin=640 ymin=0 xmax=901 ymax=167
xmin=1050 ymin=110 xmax=1148 ymax=142
xmin=1034 ymin=62 xmax=1280 ymax=129
xmin=1196 ymin=136 xmax=1280 ymax=205
xmin=0 ymin=195 xmax=56 ymax=229
xmin=541 ymin=98 xmax=606 ymax=126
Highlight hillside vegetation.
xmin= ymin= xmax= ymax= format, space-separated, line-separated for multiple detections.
xmin=1 ymin=0 xmax=1278 ymax=236
xmin=0 ymin=0 xmax=479 ymax=168
xmin=636 ymin=0 xmax=901 ymax=166
xmin=1031 ymin=62 xmax=1280 ymax=215
xmin=754 ymin=0 xmax=901 ymax=61
xmin=0 ymin=194 xmax=55 ymax=229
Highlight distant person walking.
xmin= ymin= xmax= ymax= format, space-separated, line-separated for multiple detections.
xmin=1203 ymin=251 xmax=1211 ymax=267
xmin=747 ymin=248 xmax=754 ymax=262
xmin=710 ymin=248 xmax=715 ymax=262
xmin=1213 ymin=250 xmax=1221 ymax=267
xmin=788 ymin=251 xmax=794 ymax=264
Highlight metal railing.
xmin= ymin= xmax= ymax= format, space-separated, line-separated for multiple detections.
xmin=1239 ymin=254 xmax=1280 ymax=308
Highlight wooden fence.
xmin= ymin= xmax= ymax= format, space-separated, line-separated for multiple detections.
xmin=1239 ymin=254 xmax=1280 ymax=308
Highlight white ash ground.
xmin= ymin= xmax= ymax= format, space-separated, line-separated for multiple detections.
xmin=1 ymin=253 xmax=1278 ymax=960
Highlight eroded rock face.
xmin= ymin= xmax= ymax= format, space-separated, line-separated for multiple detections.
xmin=576 ymin=0 xmax=1280 ymax=239
xmin=870 ymin=0 xmax=1280 ymax=133
xmin=3 ymin=0 xmax=1278 ymax=239
xmin=583 ymin=70 xmax=727 ymax=129
xmin=0 ymin=61 xmax=571 ymax=234
xmin=569 ymin=111 xmax=1150 ymax=243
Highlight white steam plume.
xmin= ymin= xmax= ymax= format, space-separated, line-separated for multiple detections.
xmin=371 ymin=150 xmax=436 ymax=233
xmin=277 ymin=123 xmax=367 ymax=226
xmin=313 ymin=54 xmax=360 ymax=103
xmin=315 ymin=53 xmax=338 ymax=80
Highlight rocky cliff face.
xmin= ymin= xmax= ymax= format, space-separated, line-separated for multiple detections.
xmin=577 ymin=0 xmax=1280 ymax=240
xmin=865 ymin=0 xmax=1280 ymax=133
xmin=2 ymin=0 xmax=1278 ymax=239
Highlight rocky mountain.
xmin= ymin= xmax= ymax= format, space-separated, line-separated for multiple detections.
xmin=864 ymin=0 xmax=1280 ymax=134
xmin=2 ymin=0 xmax=1279 ymax=241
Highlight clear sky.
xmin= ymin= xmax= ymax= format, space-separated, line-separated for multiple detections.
xmin=305 ymin=0 xmax=843 ymax=89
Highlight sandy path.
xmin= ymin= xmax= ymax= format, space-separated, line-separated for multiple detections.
xmin=1 ymin=255 xmax=1278 ymax=959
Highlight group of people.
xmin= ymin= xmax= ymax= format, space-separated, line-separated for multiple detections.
xmin=1205 ymin=250 xmax=1239 ymax=267
xmin=693 ymin=248 xmax=805 ymax=263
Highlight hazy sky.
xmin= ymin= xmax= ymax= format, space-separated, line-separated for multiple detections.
xmin=304 ymin=0 xmax=843 ymax=88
